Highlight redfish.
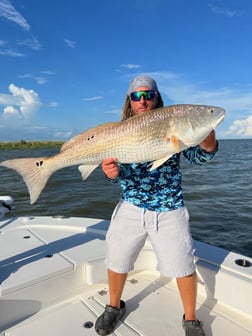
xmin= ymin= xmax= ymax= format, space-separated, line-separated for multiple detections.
xmin=0 ymin=104 xmax=225 ymax=204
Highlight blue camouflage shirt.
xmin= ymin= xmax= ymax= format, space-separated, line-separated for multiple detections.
xmin=112 ymin=144 xmax=218 ymax=212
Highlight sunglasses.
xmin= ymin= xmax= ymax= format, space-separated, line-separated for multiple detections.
xmin=130 ymin=90 xmax=157 ymax=101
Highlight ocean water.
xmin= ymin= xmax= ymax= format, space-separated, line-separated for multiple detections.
xmin=0 ymin=139 xmax=251 ymax=258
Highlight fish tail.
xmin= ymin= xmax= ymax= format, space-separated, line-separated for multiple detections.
xmin=0 ymin=157 xmax=53 ymax=204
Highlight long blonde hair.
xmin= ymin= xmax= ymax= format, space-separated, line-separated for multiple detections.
xmin=120 ymin=92 xmax=164 ymax=121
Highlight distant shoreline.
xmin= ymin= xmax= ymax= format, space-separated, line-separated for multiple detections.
xmin=0 ymin=138 xmax=250 ymax=151
xmin=0 ymin=140 xmax=64 ymax=150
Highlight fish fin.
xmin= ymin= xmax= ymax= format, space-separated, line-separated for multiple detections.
xmin=149 ymin=154 xmax=173 ymax=171
xmin=0 ymin=157 xmax=53 ymax=204
xmin=78 ymin=164 xmax=98 ymax=180
xmin=170 ymin=135 xmax=181 ymax=153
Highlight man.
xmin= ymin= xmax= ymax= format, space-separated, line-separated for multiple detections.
xmin=95 ymin=75 xmax=218 ymax=336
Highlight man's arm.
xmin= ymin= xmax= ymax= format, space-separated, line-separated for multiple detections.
xmin=199 ymin=130 xmax=217 ymax=153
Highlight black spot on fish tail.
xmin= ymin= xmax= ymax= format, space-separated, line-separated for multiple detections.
xmin=35 ymin=160 xmax=44 ymax=167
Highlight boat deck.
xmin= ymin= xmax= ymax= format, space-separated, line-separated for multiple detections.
xmin=1 ymin=272 xmax=251 ymax=336
xmin=0 ymin=216 xmax=251 ymax=336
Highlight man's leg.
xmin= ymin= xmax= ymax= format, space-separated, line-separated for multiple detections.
xmin=95 ymin=269 xmax=127 ymax=335
xmin=176 ymin=271 xmax=197 ymax=320
xmin=108 ymin=269 xmax=128 ymax=308
xmin=177 ymin=271 xmax=206 ymax=335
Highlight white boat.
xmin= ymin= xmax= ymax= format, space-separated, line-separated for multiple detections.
xmin=0 ymin=196 xmax=251 ymax=336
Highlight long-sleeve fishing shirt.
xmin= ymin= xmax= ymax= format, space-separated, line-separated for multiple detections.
xmin=111 ymin=144 xmax=218 ymax=212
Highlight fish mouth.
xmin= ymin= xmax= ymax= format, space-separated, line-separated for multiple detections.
xmin=212 ymin=110 xmax=225 ymax=128
xmin=219 ymin=113 xmax=225 ymax=123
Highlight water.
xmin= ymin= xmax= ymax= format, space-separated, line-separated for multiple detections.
xmin=0 ymin=139 xmax=251 ymax=258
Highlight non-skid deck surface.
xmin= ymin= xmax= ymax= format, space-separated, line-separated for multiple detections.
xmin=4 ymin=272 xmax=252 ymax=336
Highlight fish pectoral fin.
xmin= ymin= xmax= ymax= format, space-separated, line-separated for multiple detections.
xmin=149 ymin=155 xmax=173 ymax=171
xmin=78 ymin=164 xmax=98 ymax=180
xmin=170 ymin=135 xmax=181 ymax=153
xmin=166 ymin=135 xmax=187 ymax=153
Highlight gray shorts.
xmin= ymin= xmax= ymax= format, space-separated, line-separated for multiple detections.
xmin=105 ymin=200 xmax=195 ymax=278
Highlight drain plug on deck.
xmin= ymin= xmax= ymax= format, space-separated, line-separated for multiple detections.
xmin=84 ymin=321 xmax=94 ymax=328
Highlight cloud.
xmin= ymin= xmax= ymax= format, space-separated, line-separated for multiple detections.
xmin=146 ymin=71 xmax=252 ymax=113
xmin=3 ymin=105 xmax=22 ymax=119
xmin=0 ymin=124 xmax=76 ymax=141
xmin=24 ymin=126 xmax=74 ymax=139
xmin=40 ymin=70 xmax=56 ymax=75
xmin=130 ymin=70 xmax=252 ymax=138
xmin=0 ymin=83 xmax=41 ymax=124
xmin=225 ymin=116 xmax=252 ymax=137
xmin=18 ymin=70 xmax=55 ymax=84
xmin=64 ymin=39 xmax=76 ymax=48
xmin=17 ymin=37 xmax=42 ymax=51
xmin=83 ymin=96 xmax=104 ymax=101
xmin=0 ymin=1 xmax=41 ymax=56
xmin=208 ymin=3 xmax=243 ymax=17
xmin=0 ymin=0 xmax=30 ymax=31
xmin=18 ymin=73 xmax=33 ymax=79
xmin=35 ymin=77 xmax=47 ymax=85
xmin=121 ymin=64 xmax=141 ymax=69
xmin=0 ymin=49 xmax=24 ymax=57
xmin=48 ymin=101 xmax=58 ymax=107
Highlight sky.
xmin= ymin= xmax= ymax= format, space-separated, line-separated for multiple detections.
xmin=0 ymin=0 xmax=252 ymax=141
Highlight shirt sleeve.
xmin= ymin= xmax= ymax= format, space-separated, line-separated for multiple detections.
xmin=182 ymin=141 xmax=219 ymax=165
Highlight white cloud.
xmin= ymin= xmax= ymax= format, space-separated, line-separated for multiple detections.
xmin=132 ymin=70 xmax=252 ymax=138
xmin=121 ymin=64 xmax=141 ymax=69
xmin=25 ymin=126 xmax=76 ymax=140
xmin=48 ymin=101 xmax=58 ymax=107
xmin=0 ymin=49 xmax=24 ymax=57
xmin=145 ymin=71 xmax=252 ymax=113
xmin=0 ymin=83 xmax=41 ymax=123
xmin=18 ymin=73 xmax=33 ymax=79
xmin=40 ymin=70 xmax=56 ymax=75
xmin=0 ymin=1 xmax=41 ymax=57
xmin=0 ymin=0 xmax=30 ymax=31
xmin=3 ymin=105 xmax=22 ymax=118
xmin=0 ymin=124 xmax=76 ymax=141
xmin=17 ymin=37 xmax=42 ymax=51
xmin=83 ymin=96 xmax=104 ymax=101
xmin=35 ymin=77 xmax=47 ymax=85
xmin=18 ymin=71 xmax=54 ymax=84
xmin=225 ymin=116 xmax=252 ymax=137
xmin=208 ymin=3 xmax=243 ymax=17
xmin=64 ymin=39 xmax=76 ymax=48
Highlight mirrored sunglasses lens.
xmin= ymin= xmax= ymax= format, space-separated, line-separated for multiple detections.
xmin=130 ymin=92 xmax=141 ymax=101
xmin=130 ymin=90 xmax=155 ymax=101
xmin=147 ymin=91 xmax=155 ymax=99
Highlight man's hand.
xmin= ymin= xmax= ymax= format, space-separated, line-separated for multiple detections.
xmin=199 ymin=130 xmax=217 ymax=153
xmin=102 ymin=157 xmax=120 ymax=179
